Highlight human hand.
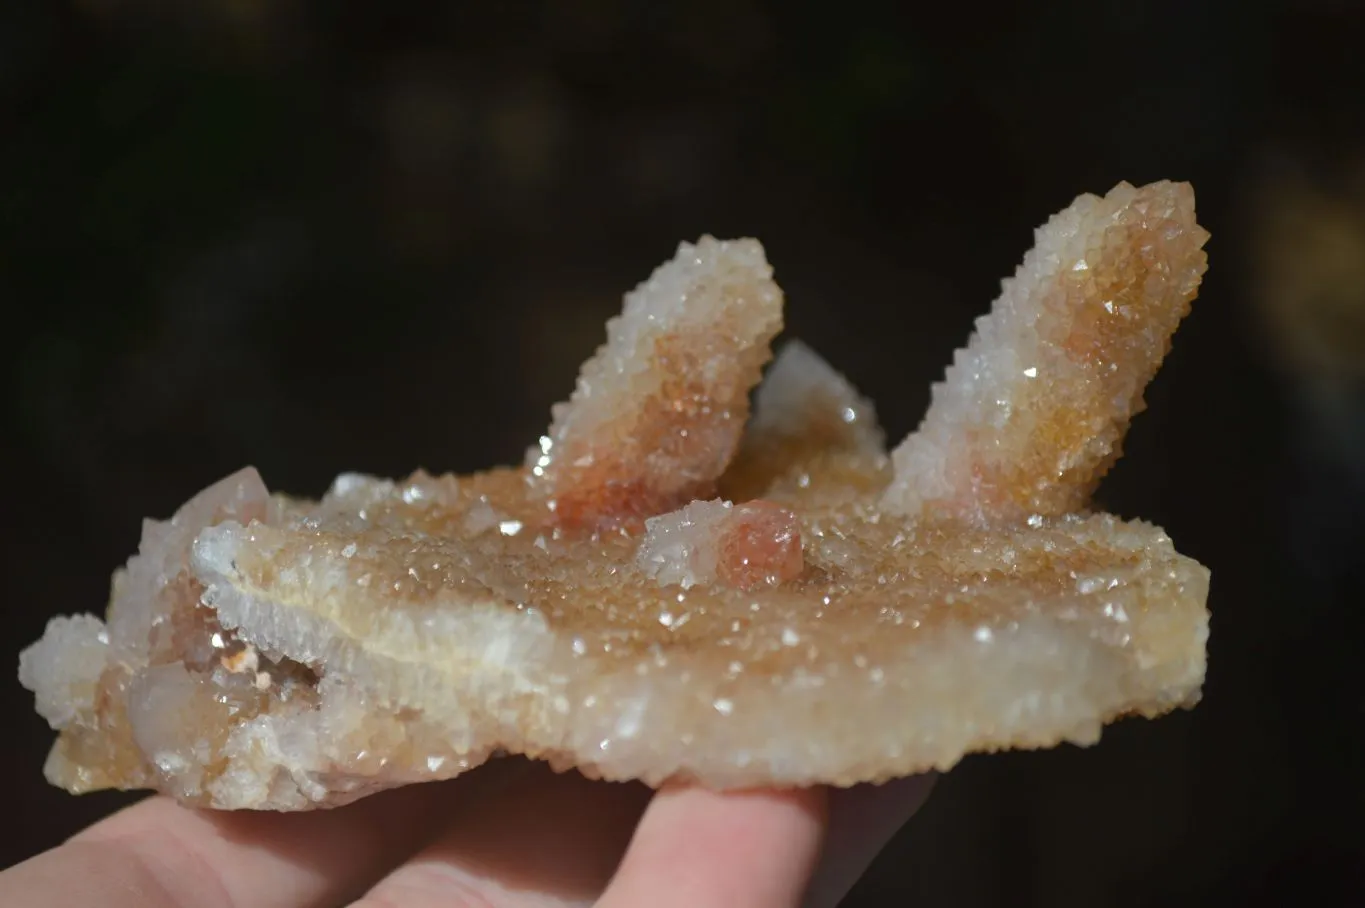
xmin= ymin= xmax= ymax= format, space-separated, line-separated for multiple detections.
xmin=0 ymin=760 xmax=933 ymax=907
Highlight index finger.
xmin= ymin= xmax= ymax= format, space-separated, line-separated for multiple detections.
xmin=0 ymin=761 xmax=524 ymax=908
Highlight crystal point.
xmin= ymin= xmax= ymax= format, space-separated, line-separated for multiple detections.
xmin=881 ymin=180 xmax=1209 ymax=523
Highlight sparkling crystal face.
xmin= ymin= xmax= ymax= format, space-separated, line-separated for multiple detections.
xmin=20 ymin=182 xmax=1211 ymax=810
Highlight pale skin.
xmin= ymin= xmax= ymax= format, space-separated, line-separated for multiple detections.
xmin=0 ymin=761 xmax=934 ymax=908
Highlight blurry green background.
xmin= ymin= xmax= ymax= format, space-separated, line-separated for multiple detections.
xmin=4 ymin=1 xmax=1365 ymax=904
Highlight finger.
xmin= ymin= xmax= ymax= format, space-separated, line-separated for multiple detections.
xmin=0 ymin=761 xmax=524 ymax=908
xmin=596 ymin=785 xmax=828 ymax=908
xmin=801 ymin=773 xmax=937 ymax=908
xmin=354 ymin=764 xmax=651 ymax=907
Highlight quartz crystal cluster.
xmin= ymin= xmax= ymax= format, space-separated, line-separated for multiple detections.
xmin=20 ymin=182 xmax=1212 ymax=810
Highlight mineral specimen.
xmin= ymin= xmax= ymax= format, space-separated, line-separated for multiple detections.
xmin=20 ymin=181 xmax=1212 ymax=810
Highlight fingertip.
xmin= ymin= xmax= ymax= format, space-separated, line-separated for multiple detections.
xmin=597 ymin=784 xmax=827 ymax=908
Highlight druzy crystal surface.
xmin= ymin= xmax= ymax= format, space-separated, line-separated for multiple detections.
xmin=20 ymin=182 xmax=1212 ymax=810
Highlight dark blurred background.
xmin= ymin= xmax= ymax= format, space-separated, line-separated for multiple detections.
xmin=4 ymin=0 xmax=1365 ymax=904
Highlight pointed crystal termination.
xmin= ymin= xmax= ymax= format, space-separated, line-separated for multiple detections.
xmin=881 ymin=181 xmax=1210 ymax=523
xmin=528 ymin=236 xmax=784 ymax=527
xmin=719 ymin=339 xmax=887 ymax=503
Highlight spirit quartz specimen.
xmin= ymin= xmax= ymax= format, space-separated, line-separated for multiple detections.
xmin=21 ymin=180 xmax=1212 ymax=810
